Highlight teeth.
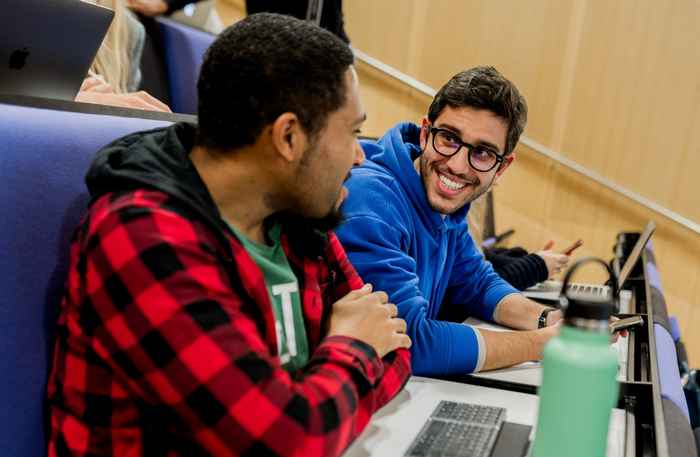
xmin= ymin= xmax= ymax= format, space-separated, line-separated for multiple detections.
xmin=438 ymin=174 xmax=466 ymax=191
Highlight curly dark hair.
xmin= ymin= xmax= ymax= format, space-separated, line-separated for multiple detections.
xmin=196 ymin=13 xmax=354 ymax=150
xmin=427 ymin=66 xmax=527 ymax=155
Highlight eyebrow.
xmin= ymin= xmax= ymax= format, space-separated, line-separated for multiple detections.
xmin=436 ymin=122 xmax=502 ymax=152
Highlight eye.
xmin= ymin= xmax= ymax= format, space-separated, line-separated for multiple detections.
xmin=439 ymin=131 xmax=460 ymax=145
xmin=473 ymin=148 xmax=496 ymax=160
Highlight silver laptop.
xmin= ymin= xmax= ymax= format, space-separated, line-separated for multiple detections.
xmin=524 ymin=221 xmax=656 ymax=303
xmin=0 ymin=0 xmax=114 ymax=101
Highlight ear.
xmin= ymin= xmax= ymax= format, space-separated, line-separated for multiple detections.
xmin=419 ymin=117 xmax=430 ymax=150
xmin=493 ymin=152 xmax=515 ymax=183
xmin=270 ymin=112 xmax=307 ymax=163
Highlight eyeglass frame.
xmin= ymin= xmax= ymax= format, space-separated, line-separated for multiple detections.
xmin=426 ymin=125 xmax=506 ymax=172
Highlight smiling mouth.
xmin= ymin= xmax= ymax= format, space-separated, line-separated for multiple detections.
xmin=436 ymin=171 xmax=471 ymax=193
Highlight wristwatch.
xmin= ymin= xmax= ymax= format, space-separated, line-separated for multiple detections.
xmin=538 ymin=308 xmax=555 ymax=329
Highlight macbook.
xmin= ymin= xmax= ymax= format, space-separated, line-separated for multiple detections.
xmin=0 ymin=0 xmax=113 ymax=101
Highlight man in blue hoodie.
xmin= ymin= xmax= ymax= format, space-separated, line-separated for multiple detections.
xmin=336 ymin=66 xmax=562 ymax=376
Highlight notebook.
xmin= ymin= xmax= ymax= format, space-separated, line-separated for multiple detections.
xmin=0 ymin=0 xmax=113 ymax=101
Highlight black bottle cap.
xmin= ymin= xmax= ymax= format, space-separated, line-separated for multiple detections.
xmin=559 ymin=257 xmax=619 ymax=322
xmin=561 ymin=296 xmax=612 ymax=321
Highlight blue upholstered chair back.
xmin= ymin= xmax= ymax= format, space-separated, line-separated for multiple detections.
xmin=157 ymin=18 xmax=216 ymax=114
xmin=0 ymin=101 xmax=173 ymax=456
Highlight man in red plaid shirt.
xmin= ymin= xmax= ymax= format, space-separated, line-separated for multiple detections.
xmin=47 ymin=13 xmax=411 ymax=456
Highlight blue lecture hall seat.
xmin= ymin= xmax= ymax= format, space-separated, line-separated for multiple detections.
xmin=0 ymin=100 xmax=176 ymax=457
xmin=156 ymin=17 xmax=216 ymax=115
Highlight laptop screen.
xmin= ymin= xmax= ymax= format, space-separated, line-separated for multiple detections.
xmin=617 ymin=221 xmax=656 ymax=287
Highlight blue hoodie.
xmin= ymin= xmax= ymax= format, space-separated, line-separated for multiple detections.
xmin=336 ymin=122 xmax=518 ymax=376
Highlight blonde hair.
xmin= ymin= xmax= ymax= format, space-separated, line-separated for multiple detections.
xmin=88 ymin=0 xmax=132 ymax=93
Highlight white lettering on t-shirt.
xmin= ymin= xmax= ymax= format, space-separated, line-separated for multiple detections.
xmin=272 ymin=282 xmax=299 ymax=358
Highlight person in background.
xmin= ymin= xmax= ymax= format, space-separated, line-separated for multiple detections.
xmin=47 ymin=13 xmax=410 ymax=456
xmin=76 ymin=0 xmax=171 ymax=111
xmin=337 ymin=66 xmax=564 ymax=377
xmin=125 ymin=0 xmax=203 ymax=17
xmin=246 ymin=0 xmax=349 ymax=43
xmin=466 ymin=195 xmax=572 ymax=291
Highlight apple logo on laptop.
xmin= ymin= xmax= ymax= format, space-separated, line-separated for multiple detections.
xmin=8 ymin=48 xmax=30 ymax=70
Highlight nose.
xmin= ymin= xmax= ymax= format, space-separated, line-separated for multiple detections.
xmin=446 ymin=146 xmax=471 ymax=175
xmin=353 ymin=140 xmax=365 ymax=166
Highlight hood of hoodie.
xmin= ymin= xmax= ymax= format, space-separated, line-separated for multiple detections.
xmin=86 ymin=122 xmax=327 ymax=258
xmin=86 ymin=122 xmax=226 ymax=235
xmin=361 ymin=122 xmax=470 ymax=233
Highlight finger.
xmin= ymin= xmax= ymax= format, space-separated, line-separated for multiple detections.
xmin=370 ymin=290 xmax=389 ymax=304
xmin=90 ymin=82 xmax=114 ymax=94
xmin=127 ymin=95 xmax=167 ymax=112
xmin=385 ymin=303 xmax=398 ymax=318
xmin=135 ymin=91 xmax=171 ymax=112
xmin=543 ymin=240 xmax=555 ymax=250
xmin=393 ymin=333 xmax=412 ymax=350
xmin=80 ymin=77 xmax=100 ymax=92
xmin=562 ymin=239 xmax=583 ymax=256
xmin=344 ymin=283 xmax=373 ymax=299
xmin=144 ymin=94 xmax=171 ymax=112
xmin=124 ymin=96 xmax=158 ymax=111
xmin=392 ymin=317 xmax=407 ymax=333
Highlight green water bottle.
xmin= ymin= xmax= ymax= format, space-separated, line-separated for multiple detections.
xmin=531 ymin=258 xmax=619 ymax=457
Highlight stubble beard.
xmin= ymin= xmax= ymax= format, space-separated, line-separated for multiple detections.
xmin=421 ymin=156 xmax=496 ymax=215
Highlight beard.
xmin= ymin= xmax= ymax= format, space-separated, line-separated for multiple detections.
xmin=419 ymin=155 xmax=495 ymax=215
xmin=267 ymin=207 xmax=345 ymax=259
xmin=268 ymin=206 xmax=344 ymax=237
xmin=307 ymin=206 xmax=345 ymax=233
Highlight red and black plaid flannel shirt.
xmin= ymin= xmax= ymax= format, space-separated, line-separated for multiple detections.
xmin=47 ymin=189 xmax=411 ymax=456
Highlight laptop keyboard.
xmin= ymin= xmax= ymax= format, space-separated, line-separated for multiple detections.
xmin=531 ymin=281 xmax=607 ymax=296
xmin=405 ymin=401 xmax=505 ymax=457
xmin=567 ymin=283 xmax=606 ymax=296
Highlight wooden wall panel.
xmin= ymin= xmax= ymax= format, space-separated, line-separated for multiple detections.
xmin=347 ymin=1 xmax=578 ymax=154
xmin=346 ymin=0 xmax=700 ymax=224
xmin=346 ymin=0 xmax=700 ymax=363
xmin=355 ymin=61 xmax=429 ymax=138
xmin=216 ymin=0 xmax=245 ymax=25
xmin=345 ymin=0 xmax=419 ymax=73
xmin=560 ymin=0 xmax=700 ymax=222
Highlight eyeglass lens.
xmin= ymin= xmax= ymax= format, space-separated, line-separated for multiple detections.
xmin=433 ymin=130 xmax=498 ymax=172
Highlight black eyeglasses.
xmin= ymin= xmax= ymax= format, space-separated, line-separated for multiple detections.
xmin=428 ymin=126 xmax=505 ymax=172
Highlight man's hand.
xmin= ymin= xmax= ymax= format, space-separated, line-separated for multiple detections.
xmin=76 ymin=90 xmax=172 ymax=113
xmin=536 ymin=240 xmax=571 ymax=278
xmin=536 ymin=320 xmax=562 ymax=358
xmin=327 ymin=284 xmax=411 ymax=358
xmin=546 ymin=308 xmax=563 ymax=327
xmin=479 ymin=321 xmax=561 ymax=371
xmin=80 ymin=75 xmax=113 ymax=93
xmin=126 ymin=0 xmax=168 ymax=16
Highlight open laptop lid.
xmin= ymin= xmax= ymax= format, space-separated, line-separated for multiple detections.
xmin=617 ymin=221 xmax=656 ymax=288
xmin=0 ymin=0 xmax=113 ymax=101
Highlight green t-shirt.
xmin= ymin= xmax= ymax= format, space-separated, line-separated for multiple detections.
xmin=227 ymin=222 xmax=309 ymax=372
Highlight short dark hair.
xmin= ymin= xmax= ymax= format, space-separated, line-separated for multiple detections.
xmin=196 ymin=13 xmax=354 ymax=150
xmin=427 ymin=66 xmax=527 ymax=155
